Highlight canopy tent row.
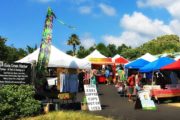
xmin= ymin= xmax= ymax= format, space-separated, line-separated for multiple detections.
xmin=115 ymin=57 xmax=129 ymax=64
xmin=161 ymin=60 xmax=180 ymax=70
xmin=16 ymin=45 xmax=91 ymax=69
xmin=138 ymin=53 xmax=157 ymax=62
xmin=140 ymin=57 xmax=175 ymax=73
xmin=125 ymin=58 xmax=150 ymax=69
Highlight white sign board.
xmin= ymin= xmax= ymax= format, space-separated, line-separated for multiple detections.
xmin=84 ymin=85 xmax=102 ymax=111
xmin=138 ymin=90 xmax=156 ymax=110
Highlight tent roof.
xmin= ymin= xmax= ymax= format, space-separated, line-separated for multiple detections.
xmin=16 ymin=45 xmax=91 ymax=69
xmin=139 ymin=53 xmax=157 ymax=62
xmin=175 ymin=56 xmax=180 ymax=61
xmin=115 ymin=57 xmax=129 ymax=64
xmin=112 ymin=54 xmax=121 ymax=61
xmin=161 ymin=60 xmax=180 ymax=70
xmin=83 ymin=49 xmax=113 ymax=64
xmin=125 ymin=58 xmax=150 ymax=69
xmin=88 ymin=58 xmax=113 ymax=64
xmin=140 ymin=57 xmax=175 ymax=72
xmin=84 ymin=49 xmax=107 ymax=60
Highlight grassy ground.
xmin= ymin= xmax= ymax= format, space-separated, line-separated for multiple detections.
xmin=21 ymin=111 xmax=113 ymax=120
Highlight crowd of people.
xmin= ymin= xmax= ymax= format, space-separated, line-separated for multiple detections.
xmin=76 ymin=63 xmax=180 ymax=105
xmin=77 ymin=65 xmax=144 ymax=102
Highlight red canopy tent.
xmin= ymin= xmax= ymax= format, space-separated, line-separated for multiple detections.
xmin=161 ymin=60 xmax=180 ymax=70
xmin=115 ymin=57 xmax=129 ymax=64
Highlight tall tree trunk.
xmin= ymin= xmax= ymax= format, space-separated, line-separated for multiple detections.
xmin=73 ymin=44 xmax=76 ymax=56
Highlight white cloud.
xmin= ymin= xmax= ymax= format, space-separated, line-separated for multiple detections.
xmin=99 ymin=3 xmax=116 ymax=16
xmin=137 ymin=0 xmax=180 ymax=19
xmin=121 ymin=12 xmax=173 ymax=37
xmin=80 ymin=33 xmax=96 ymax=49
xmin=103 ymin=32 xmax=150 ymax=48
xmin=137 ymin=0 xmax=172 ymax=7
xmin=102 ymin=12 xmax=176 ymax=48
xmin=79 ymin=6 xmax=92 ymax=14
xmin=169 ymin=19 xmax=180 ymax=35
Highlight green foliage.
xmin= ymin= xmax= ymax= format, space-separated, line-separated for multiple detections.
xmin=0 ymin=36 xmax=8 ymax=61
xmin=96 ymin=43 xmax=111 ymax=57
xmin=139 ymin=34 xmax=180 ymax=55
xmin=107 ymin=44 xmax=117 ymax=57
xmin=0 ymin=36 xmax=37 ymax=63
xmin=77 ymin=46 xmax=90 ymax=58
xmin=67 ymin=34 xmax=81 ymax=56
xmin=26 ymin=45 xmax=37 ymax=54
xmin=0 ymin=85 xmax=41 ymax=120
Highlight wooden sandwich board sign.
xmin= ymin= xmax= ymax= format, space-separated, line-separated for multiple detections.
xmin=84 ymin=84 xmax=102 ymax=111
xmin=138 ymin=90 xmax=156 ymax=110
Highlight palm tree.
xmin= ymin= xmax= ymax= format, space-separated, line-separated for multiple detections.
xmin=67 ymin=34 xmax=81 ymax=56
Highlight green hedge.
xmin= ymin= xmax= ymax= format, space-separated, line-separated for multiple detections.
xmin=0 ymin=85 xmax=41 ymax=120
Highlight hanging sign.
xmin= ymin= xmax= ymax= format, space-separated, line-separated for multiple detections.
xmin=0 ymin=63 xmax=31 ymax=85
xmin=84 ymin=84 xmax=102 ymax=111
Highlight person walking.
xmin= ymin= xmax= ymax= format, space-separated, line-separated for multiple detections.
xmin=105 ymin=66 xmax=110 ymax=85
xmin=127 ymin=73 xmax=135 ymax=102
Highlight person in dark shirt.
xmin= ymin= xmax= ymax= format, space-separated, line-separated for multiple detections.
xmin=78 ymin=69 xmax=85 ymax=92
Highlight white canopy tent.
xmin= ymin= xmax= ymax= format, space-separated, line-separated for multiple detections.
xmin=16 ymin=45 xmax=91 ymax=69
xmin=84 ymin=49 xmax=107 ymax=60
xmin=138 ymin=53 xmax=157 ymax=62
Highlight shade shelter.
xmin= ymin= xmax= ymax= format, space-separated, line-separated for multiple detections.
xmin=112 ymin=54 xmax=121 ymax=62
xmin=115 ymin=57 xmax=129 ymax=64
xmin=17 ymin=45 xmax=91 ymax=69
xmin=125 ymin=58 xmax=150 ymax=69
xmin=161 ymin=60 xmax=180 ymax=70
xmin=84 ymin=49 xmax=113 ymax=83
xmin=84 ymin=49 xmax=112 ymax=65
xmin=138 ymin=53 xmax=157 ymax=62
xmin=140 ymin=57 xmax=175 ymax=73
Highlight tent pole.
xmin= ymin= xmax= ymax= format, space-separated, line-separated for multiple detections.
xmin=151 ymin=71 xmax=154 ymax=86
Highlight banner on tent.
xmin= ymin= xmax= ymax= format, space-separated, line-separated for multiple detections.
xmin=0 ymin=63 xmax=31 ymax=85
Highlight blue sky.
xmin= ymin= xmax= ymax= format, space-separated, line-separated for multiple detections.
xmin=0 ymin=0 xmax=180 ymax=52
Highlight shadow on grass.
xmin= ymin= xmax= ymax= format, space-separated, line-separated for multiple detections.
xmin=60 ymin=102 xmax=81 ymax=110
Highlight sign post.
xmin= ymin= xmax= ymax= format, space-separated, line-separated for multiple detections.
xmin=84 ymin=84 xmax=102 ymax=111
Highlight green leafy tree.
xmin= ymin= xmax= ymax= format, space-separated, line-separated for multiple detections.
xmin=117 ymin=44 xmax=131 ymax=54
xmin=26 ymin=44 xmax=37 ymax=54
xmin=107 ymin=44 xmax=117 ymax=57
xmin=6 ymin=45 xmax=19 ymax=63
xmin=77 ymin=46 xmax=89 ymax=58
xmin=66 ymin=50 xmax=73 ymax=56
xmin=139 ymin=34 xmax=180 ymax=55
xmin=121 ymin=49 xmax=140 ymax=60
xmin=17 ymin=48 xmax=28 ymax=60
xmin=0 ymin=36 xmax=8 ymax=61
xmin=67 ymin=34 xmax=81 ymax=56
xmin=96 ymin=43 xmax=110 ymax=57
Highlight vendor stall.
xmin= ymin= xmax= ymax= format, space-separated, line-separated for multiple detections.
xmin=16 ymin=45 xmax=91 ymax=102
xmin=84 ymin=50 xmax=113 ymax=83
xmin=151 ymin=84 xmax=180 ymax=100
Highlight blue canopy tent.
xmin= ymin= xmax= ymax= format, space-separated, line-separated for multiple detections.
xmin=125 ymin=58 xmax=150 ymax=69
xmin=140 ymin=57 xmax=175 ymax=73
